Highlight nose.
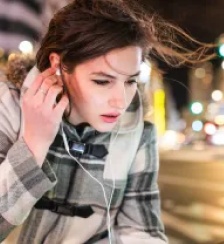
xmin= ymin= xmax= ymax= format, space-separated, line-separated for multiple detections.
xmin=109 ymin=85 xmax=126 ymax=110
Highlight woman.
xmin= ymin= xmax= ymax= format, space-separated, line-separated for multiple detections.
xmin=0 ymin=0 xmax=215 ymax=244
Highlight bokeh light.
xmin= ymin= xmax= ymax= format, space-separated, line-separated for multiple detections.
xmin=211 ymin=90 xmax=223 ymax=102
xmin=192 ymin=120 xmax=203 ymax=132
xmin=19 ymin=41 xmax=33 ymax=54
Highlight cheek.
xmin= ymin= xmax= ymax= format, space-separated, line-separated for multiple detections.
xmin=68 ymin=74 xmax=105 ymax=107
xmin=86 ymin=91 xmax=107 ymax=108
xmin=67 ymin=76 xmax=87 ymax=103
xmin=71 ymin=84 xmax=107 ymax=112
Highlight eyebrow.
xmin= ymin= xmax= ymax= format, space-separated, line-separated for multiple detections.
xmin=91 ymin=71 xmax=140 ymax=79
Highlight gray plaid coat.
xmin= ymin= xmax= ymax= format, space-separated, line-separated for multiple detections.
xmin=0 ymin=67 xmax=168 ymax=244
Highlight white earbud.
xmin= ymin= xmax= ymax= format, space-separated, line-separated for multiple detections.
xmin=56 ymin=68 xmax=61 ymax=76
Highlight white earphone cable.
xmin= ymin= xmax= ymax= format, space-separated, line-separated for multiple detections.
xmin=58 ymin=67 xmax=130 ymax=243
xmin=61 ymin=123 xmax=120 ymax=244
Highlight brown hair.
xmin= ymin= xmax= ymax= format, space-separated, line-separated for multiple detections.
xmin=36 ymin=0 xmax=216 ymax=72
xmin=35 ymin=0 xmax=216 ymax=119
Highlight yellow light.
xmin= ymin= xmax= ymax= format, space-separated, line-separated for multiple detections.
xmin=19 ymin=41 xmax=33 ymax=54
xmin=212 ymin=90 xmax=223 ymax=102
xmin=154 ymin=89 xmax=165 ymax=106
xmin=154 ymin=89 xmax=165 ymax=135
xmin=215 ymin=115 xmax=224 ymax=125
xmin=204 ymin=123 xmax=217 ymax=135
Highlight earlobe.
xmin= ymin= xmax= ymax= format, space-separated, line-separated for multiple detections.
xmin=49 ymin=52 xmax=60 ymax=70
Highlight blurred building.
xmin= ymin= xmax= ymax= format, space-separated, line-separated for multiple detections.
xmin=0 ymin=0 xmax=43 ymax=53
xmin=0 ymin=0 xmax=72 ymax=55
xmin=145 ymin=62 xmax=183 ymax=134
xmin=188 ymin=62 xmax=213 ymax=103
xmin=164 ymin=83 xmax=181 ymax=131
xmin=214 ymin=64 xmax=224 ymax=92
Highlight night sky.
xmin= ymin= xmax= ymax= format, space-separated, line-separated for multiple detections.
xmin=141 ymin=0 xmax=224 ymax=111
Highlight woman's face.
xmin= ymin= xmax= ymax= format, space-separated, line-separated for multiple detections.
xmin=64 ymin=46 xmax=142 ymax=132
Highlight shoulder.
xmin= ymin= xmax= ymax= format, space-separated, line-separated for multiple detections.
xmin=0 ymin=81 xmax=21 ymax=141
xmin=0 ymin=80 xmax=20 ymax=99
xmin=129 ymin=121 xmax=159 ymax=174
xmin=0 ymin=81 xmax=21 ymax=108
xmin=138 ymin=121 xmax=157 ymax=149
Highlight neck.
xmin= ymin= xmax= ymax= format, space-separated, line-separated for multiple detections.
xmin=65 ymin=105 xmax=85 ymax=126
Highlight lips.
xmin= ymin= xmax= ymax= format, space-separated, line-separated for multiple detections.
xmin=102 ymin=113 xmax=120 ymax=117
xmin=100 ymin=113 xmax=120 ymax=123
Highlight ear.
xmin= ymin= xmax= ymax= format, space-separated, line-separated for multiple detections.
xmin=49 ymin=53 xmax=60 ymax=69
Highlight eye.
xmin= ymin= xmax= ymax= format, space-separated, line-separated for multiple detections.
xmin=92 ymin=80 xmax=110 ymax=86
xmin=126 ymin=79 xmax=138 ymax=85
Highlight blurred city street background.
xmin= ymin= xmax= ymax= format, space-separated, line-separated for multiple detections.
xmin=159 ymin=148 xmax=224 ymax=244
xmin=1 ymin=0 xmax=224 ymax=244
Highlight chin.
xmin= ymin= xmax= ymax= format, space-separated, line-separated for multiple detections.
xmin=90 ymin=122 xmax=118 ymax=133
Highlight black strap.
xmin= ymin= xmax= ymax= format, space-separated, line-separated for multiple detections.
xmin=35 ymin=197 xmax=94 ymax=218
xmin=50 ymin=134 xmax=108 ymax=159
xmin=84 ymin=230 xmax=108 ymax=244
xmin=83 ymin=143 xmax=108 ymax=158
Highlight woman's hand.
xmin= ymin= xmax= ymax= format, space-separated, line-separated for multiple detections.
xmin=22 ymin=68 xmax=69 ymax=166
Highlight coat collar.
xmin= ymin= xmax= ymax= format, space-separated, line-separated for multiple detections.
xmin=20 ymin=66 xmax=144 ymax=135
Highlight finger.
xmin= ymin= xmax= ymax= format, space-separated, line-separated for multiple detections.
xmin=40 ymin=67 xmax=57 ymax=79
xmin=25 ymin=68 xmax=55 ymax=99
xmin=43 ymin=85 xmax=63 ymax=110
xmin=40 ymin=75 xmax=59 ymax=92
xmin=34 ymin=75 xmax=60 ymax=104
xmin=53 ymin=94 xmax=69 ymax=121
xmin=24 ymin=75 xmax=43 ymax=100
